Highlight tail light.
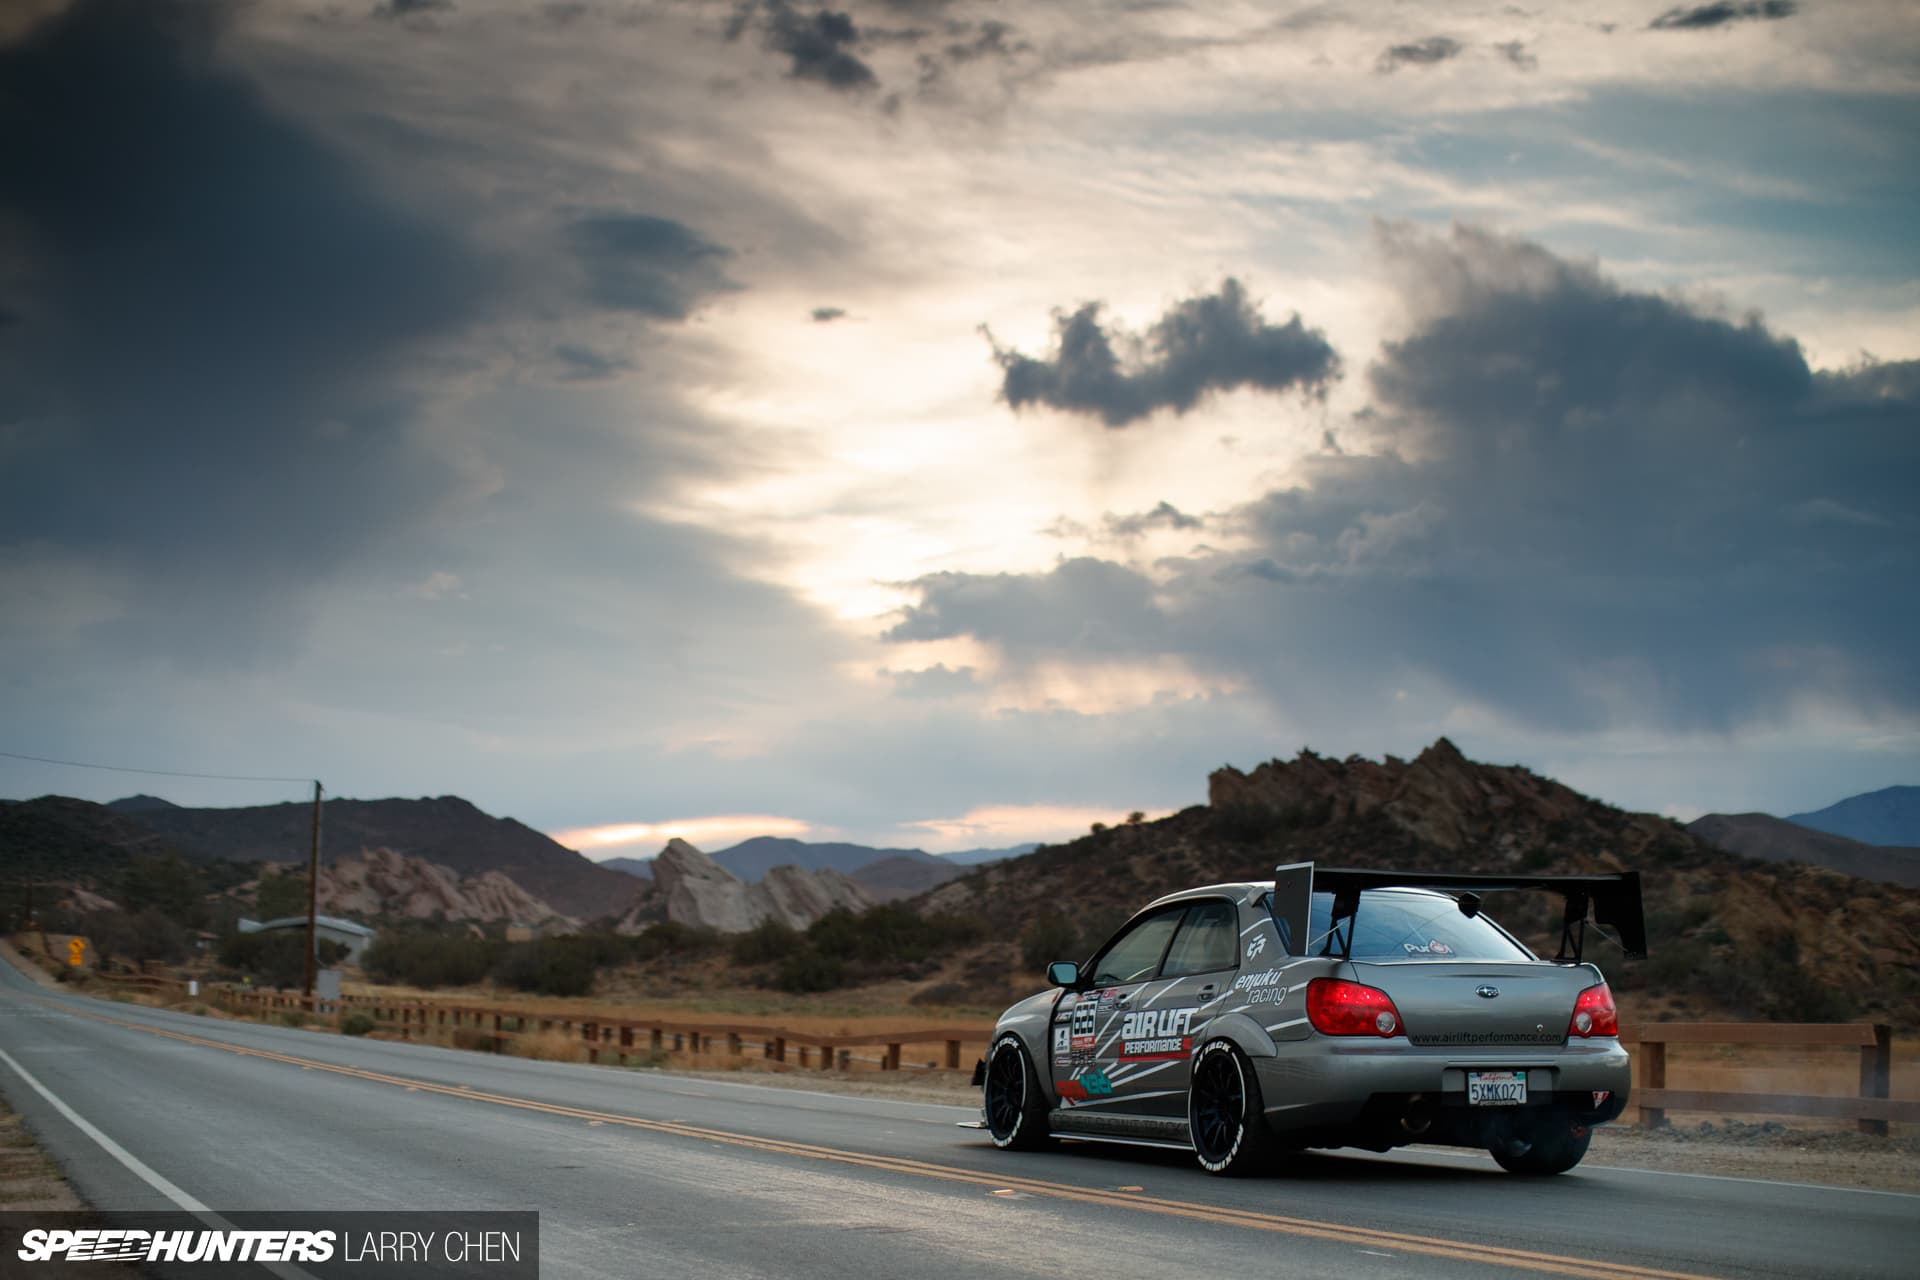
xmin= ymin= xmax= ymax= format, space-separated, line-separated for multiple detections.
xmin=1306 ymin=977 xmax=1406 ymax=1038
xmin=1568 ymin=982 xmax=1618 ymax=1037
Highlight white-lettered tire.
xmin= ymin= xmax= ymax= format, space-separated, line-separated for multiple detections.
xmin=1490 ymin=1116 xmax=1592 ymax=1175
xmin=983 ymin=1033 xmax=1052 ymax=1151
xmin=1188 ymin=1039 xmax=1274 ymax=1175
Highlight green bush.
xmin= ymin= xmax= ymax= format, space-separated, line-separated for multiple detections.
xmin=361 ymin=934 xmax=499 ymax=989
xmin=279 ymin=1009 xmax=308 ymax=1028
xmin=340 ymin=1011 xmax=376 ymax=1036
xmin=731 ymin=919 xmax=803 ymax=965
xmin=218 ymin=931 xmax=347 ymax=990
xmin=630 ymin=921 xmax=721 ymax=961
xmin=1020 ymin=912 xmax=1079 ymax=971
xmin=493 ymin=937 xmax=601 ymax=997
xmin=775 ymin=949 xmax=846 ymax=993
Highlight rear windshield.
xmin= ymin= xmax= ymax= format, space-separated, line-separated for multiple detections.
xmin=1291 ymin=890 xmax=1534 ymax=961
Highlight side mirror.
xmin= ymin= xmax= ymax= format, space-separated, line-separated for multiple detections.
xmin=1046 ymin=960 xmax=1079 ymax=988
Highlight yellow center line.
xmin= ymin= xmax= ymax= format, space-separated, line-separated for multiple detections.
xmin=16 ymin=991 xmax=1723 ymax=1280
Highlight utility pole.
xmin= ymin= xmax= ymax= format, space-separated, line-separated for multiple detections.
xmin=302 ymin=780 xmax=323 ymax=1006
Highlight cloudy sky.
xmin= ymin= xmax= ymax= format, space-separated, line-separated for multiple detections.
xmin=2 ymin=0 xmax=1915 ymax=858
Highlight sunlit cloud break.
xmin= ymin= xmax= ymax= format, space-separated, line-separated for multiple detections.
xmin=903 ymin=804 xmax=1175 ymax=851
xmin=552 ymin=814 xmax=813 ymax=857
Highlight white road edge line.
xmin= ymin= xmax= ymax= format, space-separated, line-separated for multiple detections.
xmin=1393 ymin=1142 xmax=1920 ymax=1199
xmin=0 ymin=1045 xmax=324 ymax=1279
xmin=0 ymin=1045 xmax=207 ymax=1213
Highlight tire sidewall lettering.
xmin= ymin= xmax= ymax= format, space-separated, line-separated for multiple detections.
xmin=1193 ymin=1039 xmax=1246 ymax=1172
xmin=990 ymin=1034 xmax=1027 ymax=1148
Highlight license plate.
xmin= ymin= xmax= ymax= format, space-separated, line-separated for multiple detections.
xmin=1467 ymin=1070 xmax=1527 ymax=1106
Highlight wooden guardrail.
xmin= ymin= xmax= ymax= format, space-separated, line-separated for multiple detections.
xmin=210 ymin=987 xmax=995 ymax=1075
xmin=1620 ymin=1022 xmax=1906 ymax=1135
xmin=163 ymin=982 xmax=1916 ymax=1133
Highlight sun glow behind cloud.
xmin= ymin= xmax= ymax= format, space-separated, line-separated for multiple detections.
xmin=551 ymin=814 xmax=814 ymax=858
xmin=901 ymin=803 xmax=1176 ymax=852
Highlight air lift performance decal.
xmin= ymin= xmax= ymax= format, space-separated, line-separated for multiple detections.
xmin=1118 ymin=1007 xmax=1198 ymax=1061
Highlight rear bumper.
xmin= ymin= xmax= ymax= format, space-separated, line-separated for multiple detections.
xmin=1251 ymin=1036 xmax=1631 ymax=1136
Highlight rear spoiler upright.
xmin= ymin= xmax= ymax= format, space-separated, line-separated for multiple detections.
xmin=1270 ymin=862 xmax=1645 ymax=964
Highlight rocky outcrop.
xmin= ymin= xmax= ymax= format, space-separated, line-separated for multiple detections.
xmin=923 ymin=738 xmax=1920 ymax=1027
xmin=615 ymin=838 xmax=874 ymax=934
xmin=316 ymin=848 xmax=575 ymax=927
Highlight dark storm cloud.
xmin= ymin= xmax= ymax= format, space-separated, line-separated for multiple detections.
xmin=565 ymin=213 xmax=735 ymax=318
xmin=988 ymin=280 xmax=1341 ymax=428
xmin=1107 ymin=501 xmax=1203 ymax=538
xmin=1376 ymin=36 xmax=1463 ymax=72
xmin=811 ymin=306 xmax=848 ymax=322
xmin=1650 ymin=2 xmax=1797 ymax=31
xmin=726 ymin=0 xmax=878 ymax=91
xmin=943 ymin=19 xmax=1028 ymax=64
xmin=886 ymin=558 xmax=1170 ymax=652
xmin=1494 ymin=40 xmax=1537 ymax=70
xmin=897 ymin=226 xmax=1919 ymax=736
xmin=551 ymin=343 xmax=633 ymax=382
xmin=0 ymin=0 xmax=496 ymax=657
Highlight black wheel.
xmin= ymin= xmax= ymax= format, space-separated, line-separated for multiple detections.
xmin=983 ymin=1033 xmax=1051 ymax=1151
xmin=1188 ymin=1039 xmax=1272 ymax=1175
xmin=1490 ymin=1116 xmax=1592 ymax=1175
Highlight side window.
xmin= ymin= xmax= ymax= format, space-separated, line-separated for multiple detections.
xmin=1161 ymin=900 xmax=1238 ymax=977
xmin=1089 ymin=910 xmax=1183 ymax=985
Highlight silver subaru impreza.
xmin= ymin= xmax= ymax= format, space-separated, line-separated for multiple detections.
xmin=976 ymin=863 xmax=1643 ymax=1176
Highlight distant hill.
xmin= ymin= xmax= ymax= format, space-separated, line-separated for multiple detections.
xmin=595 ymin=837 xmax=1004 ymax=900
xmin=707 ymin=836 xmax=1026 ymax=880
xmin=1788 ymin=785 xmax=1920 ymax=847
xmin=710 ymin=836 xmax=936 ymax=880
xmin=845 ymin=854 xmax=969 ymax=902
xmin=918 ymin=739 xmax=1920 ymax=1027
xmin=1687 ymin=813 xmax=1920 ymax=888
xmin=106 ymin=795 xmax=181 ymax=813
xmin=115 ymin=795 xmax=639 ymax=921
xmin=942 ymin=843 xmax=1034 ymax=866
xmin=0 ymin=796 xmax=180 ymax=877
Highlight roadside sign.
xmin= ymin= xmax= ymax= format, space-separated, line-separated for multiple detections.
xmin=67 ymin=937 xmax=86 ymax=967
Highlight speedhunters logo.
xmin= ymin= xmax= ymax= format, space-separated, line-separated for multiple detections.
xmin=3 ymin=1212 xmax=537 ymax=1277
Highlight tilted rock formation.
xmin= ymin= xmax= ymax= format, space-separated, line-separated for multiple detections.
xmin=615 ymin=838 xmax=874 ymax=934
xmin=316 ymin=848 xmax=575 ymax=927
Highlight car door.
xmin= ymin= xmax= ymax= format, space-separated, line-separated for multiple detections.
xmin=1051 ymin=907 xmax=1184 ymax=1111
xmin=1104 ymin=898 xmax=1239 ymax=1117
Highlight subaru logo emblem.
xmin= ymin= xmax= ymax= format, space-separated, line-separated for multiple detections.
xmin=1475 ymin=985 xmax=1501 ymax=999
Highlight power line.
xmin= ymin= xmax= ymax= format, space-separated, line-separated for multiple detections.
xmin=0 ymin=749 xmax=314 ymax=786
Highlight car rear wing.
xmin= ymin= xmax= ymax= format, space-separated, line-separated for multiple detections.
xmin=1271 ymin=862 xmax=1645 ymax=964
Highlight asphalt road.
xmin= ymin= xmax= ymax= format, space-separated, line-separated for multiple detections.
xmin=1 ymin=958 xmax=1913 ymax=1280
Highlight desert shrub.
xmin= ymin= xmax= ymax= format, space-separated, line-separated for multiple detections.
xmin=630 ymin=921 xmax=721 ymax=961
xmin=731 ymin=919 xmax=803 ymax=965
xmin=361 ymin=934 xmax=498 ymax=989
xmin=279 ymin=1010 xmax=308 ymax=1028
xmin=218 ymin=932 xmax=347 ymax=990
xmin=84 ymin=908 xmax=191 ymax=966
xmin=340 ymin=1011 xmax=376 ymax=1036
xmin=1020 ymin=912 xmax=1080 ymax=971
xmin=775 ymin=949 xmax=846 ymax=993
xmin=492 ymin=937 xmax=608 ymax=997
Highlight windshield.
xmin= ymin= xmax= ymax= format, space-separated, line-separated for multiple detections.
xmin=1287 ymin=890 xmax=1533 ymax=961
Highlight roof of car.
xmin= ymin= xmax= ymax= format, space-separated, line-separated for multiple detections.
xmin=1141 ymin=880 xmax=1454 ymax=913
